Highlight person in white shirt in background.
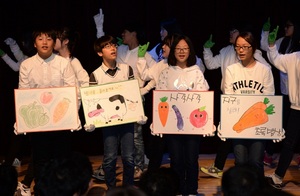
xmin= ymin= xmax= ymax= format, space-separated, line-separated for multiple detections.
xmin=0 ymin=34 xmax=35 ymax=71
xmin=137 ymin=34 xmax=177 ymax=86
xmin=54 ymin=26 xmax=89 ymax=107
xmin=137 ymin=34 xmax=179 ymax=172
xmin=148 ymin=18 xmax=182 ymax=62
xmin=260 ymin=16 xmax=300 ymax=168
xmin=266 ymin=24 xmax=300 ymax=191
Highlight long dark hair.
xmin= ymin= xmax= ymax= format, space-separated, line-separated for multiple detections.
xmin=279 ymin=18 xmax=300 ymax=54
xmin=162 ymin=33 xmax=180 ymax=48
xmin=56 ymin=27 xmax=80 ymax=58
xmin=168 ymin=34 xmax=196 ymax=67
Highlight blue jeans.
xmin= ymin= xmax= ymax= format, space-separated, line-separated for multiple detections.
xmin=134 ymin=123 xmax=145 ymax=170
xmin=275 ymin=109 xmax=300 ymax=178
xmin=102 ymin=123 xmax=134 ymax=189
xmin=166 ymin=134 xmax=200 ymax=195
xmin=232 ymin=139 xmax=266 ymax=174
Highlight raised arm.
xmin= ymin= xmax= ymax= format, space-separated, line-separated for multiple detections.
xmin=0 ymin=47 xmax=20 ymax=71
xmin=94 ymin=8 xmax=105 ymax=38
xmin=260 ymin=17 xmax=271 ymax=51
xmin=4 ymin=38 xmax=27 ymax=62
xmin=203 ymin=34 xmax=222 ymax=70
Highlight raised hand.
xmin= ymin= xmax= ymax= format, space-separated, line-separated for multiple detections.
xmin=94 ymin=8 xmax=105 ymax=38
xmin=4 ymin=38 xmax=17 ymax=46
xmin=0 ymin=48 xmax=5 ymax=57
xmin=94 ymin=8 xmax=104 ymax=28
xmin=263 ymin=17 xmax=271 ymax=31
xmin=203 ymin=34 xmax=215 ymax=48
xmin=268 ymin=26 xmax=279 ymax=45
xmin=138 ymin=42 xmax=149 ymax=57
xmin=116 ymin=37 xmax=123 ymax=46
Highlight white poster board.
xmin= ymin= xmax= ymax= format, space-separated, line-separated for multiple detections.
xmin=219 ymin=95 xmax=284 ymax=139
xmin=152 ymin=90 xmax=215 ymax=135
xmin=80 ymin=79 xmax=144 ymax=128
xmin=14 ymin=87 xmax=79 ymax=134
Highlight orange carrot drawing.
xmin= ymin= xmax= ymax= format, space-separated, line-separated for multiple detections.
xmin=233 ymin=98 xmax=275 ymax=133
xmin=158 ymin=96 xmax=169 ymax=127
xmin=53 ymin=98 xmax=71 ymax=123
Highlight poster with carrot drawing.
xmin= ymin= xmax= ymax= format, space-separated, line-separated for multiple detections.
xmin=219 ymin=95 xmax=285 ymax=139
xmin=80 ymin=79 xmax=144 ymax=128
xmin=14 ymin=87 xmax=79 ymax=134
xmin=152 ymin=90 xmax=215 ymax=135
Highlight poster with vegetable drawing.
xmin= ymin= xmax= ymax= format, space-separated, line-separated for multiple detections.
xmin=152 ymin=90 xmax=215 ymax=135
xmin=14 ymin=87 xmax=79 ymax=134
xmin=80 ymin=79 xmax=144 ymax=128
xmin=219 ymin=95 xmax=284 ymax=139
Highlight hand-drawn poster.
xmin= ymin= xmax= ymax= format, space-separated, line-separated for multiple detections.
xmin=219 ymin=95 xmax=285 ymax=140
xmin=14 ymin=87 xmax=79 ymax=134
xmin=152 ymin=90 xmax=215 ymax=135
xmin=80 ymin=79 xmax=144 ymax=128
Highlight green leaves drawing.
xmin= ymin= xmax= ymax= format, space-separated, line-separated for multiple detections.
xmin=19 ymin=102 xmax=49 ymax=128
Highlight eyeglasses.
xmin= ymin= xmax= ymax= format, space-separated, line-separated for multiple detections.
xmin=175 ymin=48 xmax=189 ymax=53
xmin=103 ymin=43 xmax=118 ymax=49
xmin=235 ymin=45 xmax=252 ymax=51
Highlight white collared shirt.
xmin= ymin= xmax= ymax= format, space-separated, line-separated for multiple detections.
xmin=19 ymin=53 xmax=75 ymax=89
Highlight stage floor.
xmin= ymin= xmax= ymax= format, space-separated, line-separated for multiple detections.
xmin=16 ymin=153 xmax=300 ymax=196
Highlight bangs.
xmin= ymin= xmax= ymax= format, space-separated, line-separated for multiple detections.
xmin=101 ymin=38 xmax=116 ymax=48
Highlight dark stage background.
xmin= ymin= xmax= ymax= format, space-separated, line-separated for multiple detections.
xmin=0 ymin=0 xmax=298 ymax=158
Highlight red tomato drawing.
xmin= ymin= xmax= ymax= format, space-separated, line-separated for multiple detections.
xmin=40 ymin=92 xmax=53 ymax=104
xmin=189 ymin=106 xmax=208 ymax=128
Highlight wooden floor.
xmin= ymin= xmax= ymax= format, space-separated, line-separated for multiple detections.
xmin=16 ymin=153 xmax=300 ymax=196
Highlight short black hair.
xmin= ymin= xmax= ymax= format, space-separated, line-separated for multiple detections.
xmin=32 ymin=26 xmax=57 ymax=42
xmin=34 ymin=151 xmax=93 ymax=196
xmin=0 ymin=165 xmax=18 ymax=196
xmin=94 ymin=35 xmax=117 ymax=53
xmin=139 ymin=167 xmax=180 ymax=196
xmin=56 ymin=26 xmax=80 ymax=57
xmin=122 ymin=21 xmax=147 ymax=45
xmin=222 ymin=164 xmax=267 ymax=196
